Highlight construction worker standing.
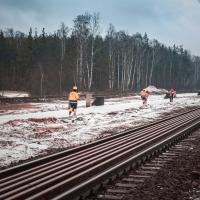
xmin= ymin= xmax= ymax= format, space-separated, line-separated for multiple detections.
xmin=68 ymin=86 xmax=80 ymax=117
xmin=169 ymin=88 xmax=175 ymax=102
xmin=140 ymin=89 xmax=149 ymax=105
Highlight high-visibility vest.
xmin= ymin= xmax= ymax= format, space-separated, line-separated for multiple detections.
xmin=68 ymin=91 xmax=80 ymax=101
xmin=140 ymin=91 xmax=148 ymax=97
xmin=169 ymin=89 xmax=174 ymax=96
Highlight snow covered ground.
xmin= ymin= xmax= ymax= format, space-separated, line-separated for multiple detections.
xmin=0 ymin=90 xmax=29 ymax=97
xmin=0 ymin=93 xmax=199 ymax=168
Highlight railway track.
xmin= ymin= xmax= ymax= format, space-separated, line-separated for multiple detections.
xmin=91 ymin=131 xmax=200 ymax=200
xmin=0 ymin=107 xmax=200 ymax=200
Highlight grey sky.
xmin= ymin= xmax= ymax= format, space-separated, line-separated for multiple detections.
xmin=0 ymin=0 xmax=200 ymax=56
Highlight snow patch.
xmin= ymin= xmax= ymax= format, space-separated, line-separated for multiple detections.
xmin=145 ymin=85 xmax=168 ymax=94
xmin=0 ymin=91 xmax=29 ymax=98
xmin=0 ymin=93 xmax=200 ymax=167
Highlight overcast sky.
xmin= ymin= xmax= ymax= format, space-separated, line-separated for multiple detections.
xmin=0 ymin=0 xmax=200 ymax=56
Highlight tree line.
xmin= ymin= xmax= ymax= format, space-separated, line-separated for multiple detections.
xmin=0 ymin=12 xmax=200 ymax=96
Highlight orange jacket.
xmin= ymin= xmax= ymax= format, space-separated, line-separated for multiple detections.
xmin=140 ymin=90 xmax=148 ymax=97
xmin=169 ymin=89 xmax=174 ymax=96
xmin=68 ymin=91 xmax=80 ymax=101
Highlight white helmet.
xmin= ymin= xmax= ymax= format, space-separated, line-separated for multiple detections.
xmin=73 ymin=86 xmax=77 ymax=90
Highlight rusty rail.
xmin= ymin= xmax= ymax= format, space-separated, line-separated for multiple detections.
xmin=0 ymin=108 xmax=200 ymax=200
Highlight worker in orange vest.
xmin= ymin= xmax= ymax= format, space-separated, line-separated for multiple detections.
xmin=68 ymin=86 xmax=80 ymax=116
xmin=169 ymin=88 xmax=175 ymax=102
xmin=140 ymin=89 xmax=149 ymax=105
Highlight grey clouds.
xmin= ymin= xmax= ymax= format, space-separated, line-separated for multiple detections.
xmin=0 ymin=0 xmax=200 ymax=55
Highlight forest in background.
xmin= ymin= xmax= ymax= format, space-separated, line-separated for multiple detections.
xmin=0 ymin=12 xmax=200 ymax=96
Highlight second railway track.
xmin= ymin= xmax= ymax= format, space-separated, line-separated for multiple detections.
xmin=0 ymin=107 xmax=200 ymax=200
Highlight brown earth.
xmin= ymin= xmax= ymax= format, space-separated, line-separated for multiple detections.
xmin=0 ymin=103 xmax=36 ymax=111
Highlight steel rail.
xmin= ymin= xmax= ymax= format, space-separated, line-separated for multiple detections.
xmin=1 ymin=107 xmax=198 ymax=179
xmin=60 ymin=120 xmax=200 ymax=200
xmin=0 ymin=108 xmax=200 ymax=200
xmin=26 ymin=113 xmax=200 ymax=200
xmin=0 ymin=109 xmax=196 ymax=186
xmin=0 ymin=110 xmax=198 ymax=186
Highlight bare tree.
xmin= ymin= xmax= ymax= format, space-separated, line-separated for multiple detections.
xmin=149 ymin=40 xmax=160 ymax=84
xmin=107 ymin=24 xmax=116 ymax=90
xmin=39 ymin=63 xmax=44 ymax=97
xmin=87 ymin=13 xmax=100 ymax=90
xmin=73 ymin=13 xmax=90 ymax=88
xmin=58 ymin=23 xmax=69 ymax=95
